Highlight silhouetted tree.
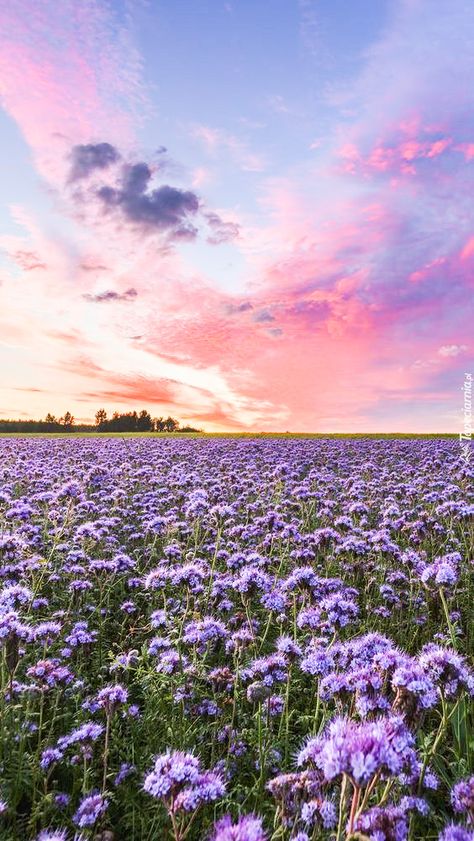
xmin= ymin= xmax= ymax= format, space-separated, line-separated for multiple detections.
xmin=164 ymin=416 xmax=179 ymax=432
xmin=60 ymin=411 xmax=75 ymax=430
xmin=137 ymin=409 xmax=153 ymax=431
xmin=95 ymin=409 xmax=107 ymax=428
xmin=0 ymin=407 xmax=193 ymax=433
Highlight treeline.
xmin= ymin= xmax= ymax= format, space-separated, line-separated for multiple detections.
xmin=94 ymin=409 xmax=200 ymax=432
xmin=0 ymin=409 xmax=201 ymax=433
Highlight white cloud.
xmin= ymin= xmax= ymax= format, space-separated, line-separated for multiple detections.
xmin=438 ymin=344 xmax=468 ymax=357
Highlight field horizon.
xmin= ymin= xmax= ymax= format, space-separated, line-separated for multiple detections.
xmin=0 ymin=431 xmax=459 ymax=439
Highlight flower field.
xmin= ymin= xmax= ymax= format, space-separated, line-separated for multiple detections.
xmin=0 ymin=437 xmax=473 ymax=841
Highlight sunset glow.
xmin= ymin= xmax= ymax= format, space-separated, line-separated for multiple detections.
xmin=0 ymin=0 xmax=472 ymax=430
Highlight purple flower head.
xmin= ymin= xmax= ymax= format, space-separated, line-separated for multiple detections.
xmin=354 ymin=802 xmax=409 ymax=841
xmin=64 ymin=621 xmax=97 ymax=648
xmin=298 ymin=715 xmax=415 ymax=787
xmin=452 ymin=776 xmax=474 ymax=818
xmin=150 ymin=609 xmax=167 ymax=628
xmin=54 ymin=792 xmax=70 ymax=808
xmin=57 ymin=721 xmax=104 ymax=751
xmin=439 ymin=826 xmax=474 ymax=841
xmin=27 ymin=659 xmax=74 ymax=690
xmin=114 ymin=762 xmax=135 ymax=786
xmin=276 ymin=636 xmax=302 ymax=659
xmin=0 ymin=609 xmax=32 ymax=642
xmin=110 ymin=649 xmax=139 ymax=671
xmin=96 ymin=684 xmax=128 ymax=711
xmin=73 ymin=791 xmax=108 ymax=828
xmin=242 ymin=653 xmax=287 ymax=687
xmin=420 ymin=552 xmax=462 ymax=589
xmin=0 ymin=584 xmax=33 ymax=608
xmin=391 ymin=659 xmax=438 ymax=717
xmin=209 ymin=813 xmax=267 ymax=841
xmin=40 ymin=747 xmax=64 ymax=770
xmin=31 ymin=621 xmax=62 ymax=645
xmin=419 ymin=646 xmax=474 ymax=698
xmin=300 ymin=644 xmax=334 ymax=677
xmin=143 ymin=750 xmax=225 ymax=811
xmin=183 ymin=617 xmax=228 ymax=650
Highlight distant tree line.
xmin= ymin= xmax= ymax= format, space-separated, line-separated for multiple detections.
xmin=0 ymin=409 xmax=201 ymax=433
xmin=94 ymin=409 xmax=199 ymax=432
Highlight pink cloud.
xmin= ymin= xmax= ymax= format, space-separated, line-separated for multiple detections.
xmin=460 ymin=236 xmax=474 ymax=260
xmin=0 ymin=0 xmax=147 ymax=182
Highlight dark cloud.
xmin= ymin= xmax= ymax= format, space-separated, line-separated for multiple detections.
xmin=253 ymin=309 xmax=275 ymax=323
xmin=69 ymin=142 xmax=121 ymax=181
xmin=171 ymin=224 xmax=199 ymax=241
xmin=205 ymin=212 xmax=240 ymax=245
xmin=225 ymin=301 xmax=254 ymax=315
xmin=68 ymin=142 xmax=237 ymax=246
xmin=82 ymin=287 xmax=138 ymax=303
xmin=97 ymin=162 xmax=200 ymax=236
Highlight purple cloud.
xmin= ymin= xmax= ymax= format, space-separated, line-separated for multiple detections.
xmin=69 ymin=142 xmax=120 ymax=181
xmin=82 ymin=287 xmax=138 ymax=303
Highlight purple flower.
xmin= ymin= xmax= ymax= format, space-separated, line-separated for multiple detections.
xmin=73 ymin=791 xmax=108 ymax=827
xmin=298 ymin=716 xmax=415 ymax=787
xmin=300 ymin=645 xmax=333 ymax=677
xmin=183 ymin=617 xmax=228 ymax=649
xmin=96 ymin=683 xmax=128 ymax=711
xmin=452 ymin=776 xmax=474 ymax=819
xmin=439 ymin=826 xmax=474 ymax=841
xmin=40 ymin=747 xmax=64 ymax=770
xmin=143 ymin=750 xmax=225 ymax=812
xmin=354 ymin=802 xmax=409 ymax=840
xmin=27 ymin=659 xmax=74 ymax=689
xmin=57 ymin=721 xmax=104 ymax=751
xmin=114 ymin=762 xmax=135 ymax=786
xmin=419 ymin=646 xmax=474 ymax=698
xmin=209 ymin=813 xmax=267 ymax=841
xmin=242 ymin=654 xmax=287 ymax=687
xmin=31 ymin=621 xmax=62 ymax=644
xmin=54 ymin=792 xmax=70 ymax=808
xmin=391 ymin=659 xmax=438 ymax=716
xmin=64 ymin=621 xmax=97 ymax=647
xmin=276 ymin=636 xmax=302 ymax=659
xmin=420 ymin=553 xmax=462 ymax=588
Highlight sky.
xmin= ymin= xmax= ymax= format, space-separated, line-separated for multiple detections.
xmin=0 ymin=0 xmax=472 ymax=432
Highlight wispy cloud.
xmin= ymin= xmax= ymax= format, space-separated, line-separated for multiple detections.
xmin=192 ymin=125 xmax=267 ymax=172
